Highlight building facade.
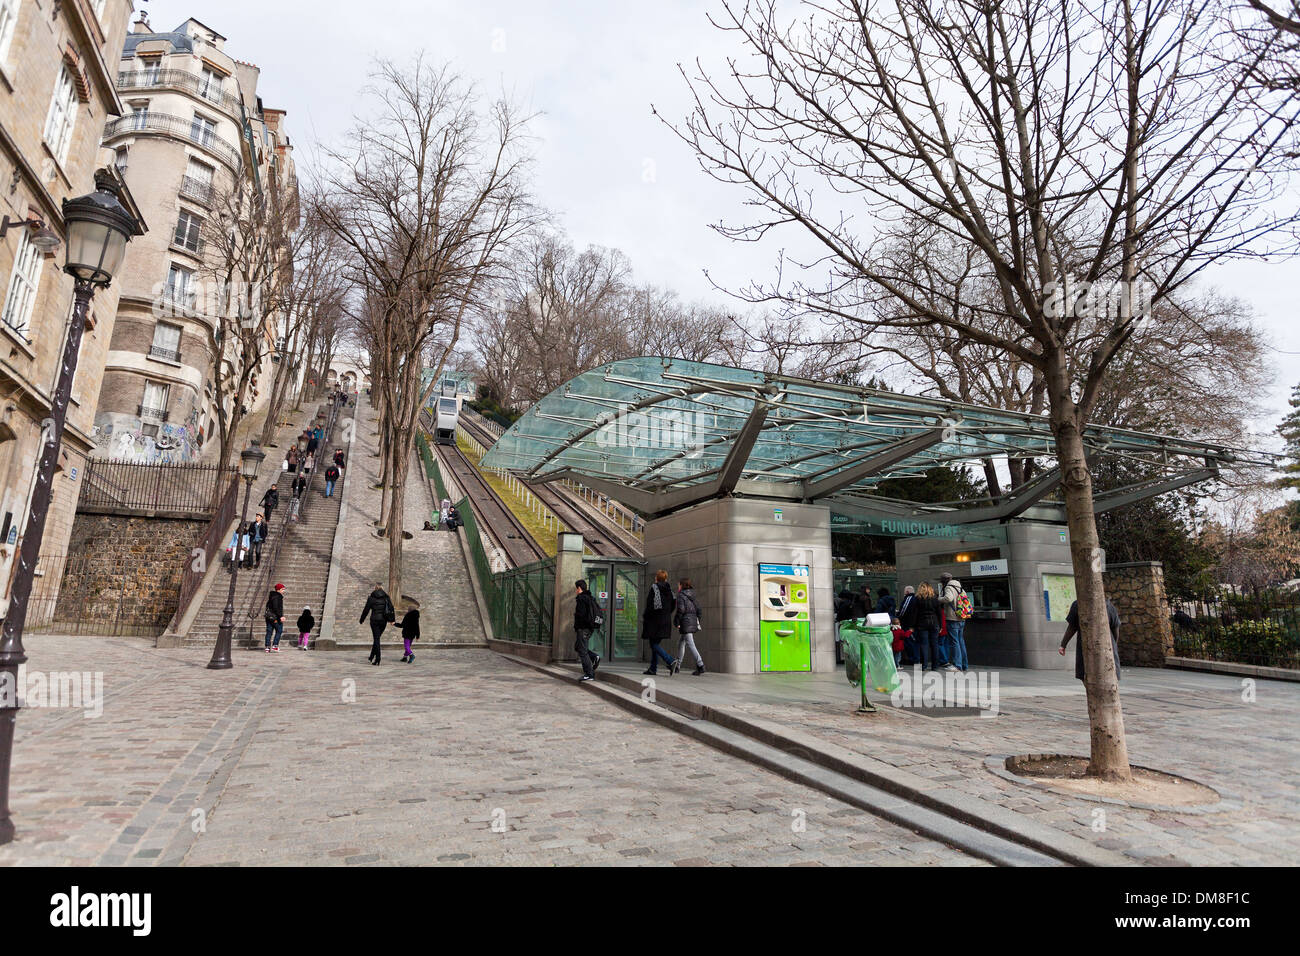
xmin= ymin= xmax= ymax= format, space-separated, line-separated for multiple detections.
xmin=94 ymin=15 xmax=295 ymax=464
xmin=0 ymin=0 xmax=137 ymax=617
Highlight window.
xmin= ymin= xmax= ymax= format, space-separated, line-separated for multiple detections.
xmin=128 ymin=103 xmax=149 ymax=130
xmin=181 ymin=157 xmax=214 ymax=204
xmin=150 ymin=322 xmax=182 ymax=362
xmin=165 ymin=263 xmax=194 ymax=311
xmin=44 ymin=64 xmax=78 ymax=165
xmin=140 ymin=56 xmax=161 ymax=84
xmin=198 ymin=67 xmax=223 ymax=104
xmin=0 ymin=0 xmax=19 ymax=67
xmin=141 ymin=381 xmax=169 ymax=420
xmin=190 ymin=113 xmax=216 ymax=148
xmin=1 ymin=230 xmax=43 ymax=336
xmin=173 ymin=210 xmax=203 ymax=253
xmin=114 ymin=146 xmax=128 ymax=172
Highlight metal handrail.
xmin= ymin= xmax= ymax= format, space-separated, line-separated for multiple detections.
xmin=104 ymin=111 xmax=242 ymax=170
xmin=116 ymin=68 xmax=243 ymax=115
xmin=165 ymin=474 xmax=239 ymax=632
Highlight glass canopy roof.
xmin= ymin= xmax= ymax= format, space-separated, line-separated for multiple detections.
xmin=480 ymin=357 xmax=1272 ymax=519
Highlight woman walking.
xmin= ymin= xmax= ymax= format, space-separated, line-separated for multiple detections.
xmin=674 ymin=578 xmax=705 ymax=676
xmin=395 ymin=599 xmax=421 ymax=663
xmin=641 ymin=570 xmax=679 ymax=676
xmin=359 ymin=582 xmax=394 ymax=665
xmin=264 ymin=583 xmax=286 ymax=653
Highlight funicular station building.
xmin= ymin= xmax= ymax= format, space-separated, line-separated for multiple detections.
xmin=482 ymin=358 xmax=1262 ymax=674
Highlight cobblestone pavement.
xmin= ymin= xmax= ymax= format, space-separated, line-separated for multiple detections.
xmin=331 ymin=396 xmax=486 ymax=647
xmin=597 ymin=660 xmax=1300 ymax=866
xmin=0 ymin=637 xmax=981 ymax=866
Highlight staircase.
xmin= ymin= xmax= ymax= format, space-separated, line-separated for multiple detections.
xmin=177 ymin=403 xmax=349 ymax=648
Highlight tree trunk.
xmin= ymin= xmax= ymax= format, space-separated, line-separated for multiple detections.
xmin=1046 ymin=356 xmax=1132 ymax=781
xmin=387 ymin=435 xmax=409 ymax=602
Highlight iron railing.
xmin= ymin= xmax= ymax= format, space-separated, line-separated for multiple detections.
xmin=166 ymin=474 xmax=239 ymax=632
xmin=115 ymin=68 xmax=243 ymax=115
xmin=104 ymin=111 xmax=242 ymax=169
xmin=457 ymin=494 xmax=554 ymax=645
xmin=137 ymin=404 xmax=169 ymax=421
xmin=148 ymin=345 xmax=182 ymax=363
xmin=1170 ymin=591 xmax=1300 ymax=669
xmin=78 ymin=459 xmax=235 ymax=516
xmin=178 ymin=175 xmax=214 ymax=205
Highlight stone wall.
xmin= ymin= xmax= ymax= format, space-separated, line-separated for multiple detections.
xmin=50 ymin=514 xmax=208 ymax=631
xmin=1104 ymin=561 xmax=1174 ymax=667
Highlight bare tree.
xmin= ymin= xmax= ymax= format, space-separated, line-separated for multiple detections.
xmin=664 ymin=0 xmax=1300 ymax=779
xmin=320 ymin=55 xmax=533 ymax=602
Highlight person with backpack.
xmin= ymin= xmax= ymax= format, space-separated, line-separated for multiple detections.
xmin=360 ymin=582 xmax=395 ymax=665
xmin=573 ymin=579 xmax=602 ymax=682
xmin=296 ymin=605 xmax=315 ymax=650
xmin=264 ymin=583 xmax=286 ymax=653
xmin=939 ymin=572 xmax=971 ymax=672
xmin=641 ymin=570 xmax=679 ymax=676
xmin=394 ymin=599 xmax=421 ymax=663
xmin=674 ymin=577 xmax=705 ymax=675
xmin=324 ymin=463 xmax=341 ymax=498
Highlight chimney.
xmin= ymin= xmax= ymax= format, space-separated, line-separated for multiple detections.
xmin=132 ymin=15 xmax=152 ymax=35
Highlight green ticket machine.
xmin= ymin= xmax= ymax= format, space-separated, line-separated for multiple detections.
xmin=759 ymin=563 xmax=812 ymax=671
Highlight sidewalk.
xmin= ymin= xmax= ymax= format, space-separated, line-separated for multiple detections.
xmin=328 ymin=396 xmax=487 ymax=648
xmin=573 ymin=658 xmax=1300 ymax=866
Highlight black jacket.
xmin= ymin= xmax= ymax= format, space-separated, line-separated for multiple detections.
xmin=674 ymin=588 xmax=702 ymax=634
xmin=394 ymin=609 xmax=420 ymax=640
xmin=297 ymin=610 xmax=315 ymax=633
xmin=266 ymin=589 xmax=284 ymax=622
xmin=325 ymin=465 xmax=340 ymax=482
xmin=904 ymin=595 xmax=941 ymax=631
xmin=360 ymin=588 xmax=394 ymax=625
xmin=574 ymin=590 xmax=600 ymax=631
xmin=642 ymin=582 xmax=674 ymax=643
xmin=291 ymin=474 xmax=307 ymax=496
xmin=261 ymin=488 xmax=279 ymax=511
xmin=248 ymin=519 xmax=268 ymax=543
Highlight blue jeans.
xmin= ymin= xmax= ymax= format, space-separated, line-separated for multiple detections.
xmin=915 ymin=627 xmax=942 ymax=669
xmin=264 ymin=620 xmax=283 ymax=648
xmin=325 ymin=480 xmax=335 ymax=497
xmin=947 ymin=620 xmax=968 ymax=670
xmin=648 ymin=641 xmax=675 ymax=672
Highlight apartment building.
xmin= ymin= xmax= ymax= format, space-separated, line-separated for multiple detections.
xmin=94 ymin=15 xmax=297 ymax=464
xmin=0 ymin=0 xmax=137 ymax=615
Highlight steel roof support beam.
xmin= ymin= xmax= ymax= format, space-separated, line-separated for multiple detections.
xmin=1092 ymin=467 xmax=1219 ymax=513
xmin=801 ymin=427 xmax=949 ymax=501
xmin=937 ymin=467 xmax=1064 ymax=524
xmin=715 ymin=400 xmax=771 ymax=497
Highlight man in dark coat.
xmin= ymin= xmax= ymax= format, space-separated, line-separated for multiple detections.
xmin=324 ymin=464 xmax=340 ymax=497
xmin=1060 ymin=598 xmax=1122 ymax=682
xmin=641 ymin=570 xmax=678 ymax=676
xmin=260 ymin=484 xmax=279 ymax=516
xmin=248 ymin=512 xmax=269 ymax=568
xmin=359 ymin=583 xmax=394 ymax=665
xmin=573 ymin=579 xmax=601 ymax=682
xmin=264 ymin=583 xmax=285 ymax=652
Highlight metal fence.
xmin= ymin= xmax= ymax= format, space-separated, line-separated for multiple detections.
xmin=26 ymin=552 xmax=182 ymax=637
xmin=1169 ymin=591 xmax=1300 ymax=669
xmin=458 ymin=494 xmax=555 ymax=645
xmin=80 ymin=459 xmax=235 ymax=517
xmin=166 ymin=474 xmax=239 ymax=633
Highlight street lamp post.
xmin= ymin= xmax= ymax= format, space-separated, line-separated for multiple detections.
xmin=0 ymin=170 xmax=139 ymax=845
xmin=207 ymin=442 xmax=265 ymax=670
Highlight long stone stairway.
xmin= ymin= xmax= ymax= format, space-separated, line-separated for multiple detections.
xmin=174 ymin=402 xmax=351 ymax=649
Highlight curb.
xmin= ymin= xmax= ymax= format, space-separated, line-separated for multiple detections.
xmin=315 ymin=409 xmax=356 ymax=651
xmin=498 ymin=653 xmax=1103 ymax=867
xmin=1164 ymin=656 xmax=1299 ymax=683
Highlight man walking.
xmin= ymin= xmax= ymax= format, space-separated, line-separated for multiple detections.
xmin=260 ymin=483 xmax=280 ymax=518
xmin=573 ymin=579 xmax=602 ymax=682
xmin=359 ymin=582 xmax=394 ymax=665
xmin=324 ymin=463 xmax=340 ymax=497
xmin=249 ymin=512 xmax=269 ymax=568
xmin=939 ymin=572 xmax=969 ymax=672
xmin=264 ymin=583 xmax=286 ymax=653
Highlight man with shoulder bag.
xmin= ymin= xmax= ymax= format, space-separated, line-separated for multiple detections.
xmin=573 ymin=580 xmax=602 ymax=682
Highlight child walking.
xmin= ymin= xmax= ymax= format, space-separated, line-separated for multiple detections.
xmin=297 ymin=606 xmax=315 ymax=650
xmin=395 ymin=599 xmax=421 ymax=663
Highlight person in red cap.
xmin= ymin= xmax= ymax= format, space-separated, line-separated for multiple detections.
xmin=264 ymin=583 xmax=286 ymax=653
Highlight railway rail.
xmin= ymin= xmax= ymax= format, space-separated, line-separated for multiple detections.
xmin=432 ymin=441 xmax=548 ymax=567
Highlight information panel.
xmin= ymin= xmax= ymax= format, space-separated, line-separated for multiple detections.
xmin=758 ymin=564 xmax=812 ymax=672
xmin=1042 ymin=573 xmax=1077 ymax=622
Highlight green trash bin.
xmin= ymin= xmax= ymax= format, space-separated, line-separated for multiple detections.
xmin=862 ymin=625 xmax=899 ymax=693
xmin=839 ymin=621 xmax=900 ymax=711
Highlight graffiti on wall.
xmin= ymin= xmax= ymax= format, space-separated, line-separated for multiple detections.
xmin=93 ymin=420 xmax=200 ymax=463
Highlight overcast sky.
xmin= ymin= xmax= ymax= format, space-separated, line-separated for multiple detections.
xmin=142 ymin=0 xmax=1299 ymax=444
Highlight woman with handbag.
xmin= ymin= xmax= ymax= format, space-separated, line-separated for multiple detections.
xmin=641 ymin=570 xmax=679 ymax=676
xmin=359 ymin=582 xmax=395 ymax=665
xmin=674 ymin=578 xmax=706 ymax=676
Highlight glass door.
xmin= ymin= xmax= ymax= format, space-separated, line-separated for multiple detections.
xmin=612 ymin=566 xmax=642 ymax=660
xmin=582 ymin=563 xmax=609 ymax=660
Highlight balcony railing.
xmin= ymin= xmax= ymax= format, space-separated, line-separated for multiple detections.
xmin=116 ymin=68 xmax=243 ymax=116
xmin=138 ymin=404 xmax=170 ymax=421
xmin=178 ymin=175 xmax=213 ymax=205
xmin=148 ymin=345 xmax=182 ymax=363
xmin=104 ymin=111 xmax=241 ymax=170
